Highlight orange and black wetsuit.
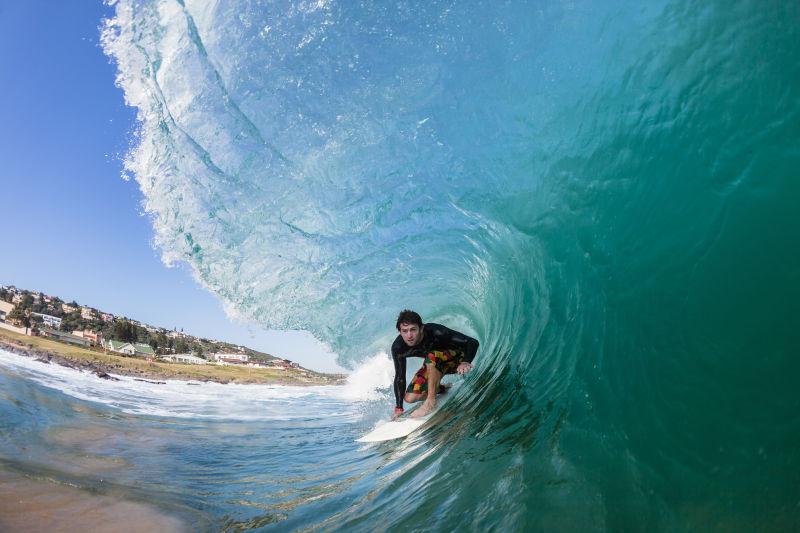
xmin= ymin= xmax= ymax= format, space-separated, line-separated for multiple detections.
xmin=391 ymin=323 xmax=479 ymax=410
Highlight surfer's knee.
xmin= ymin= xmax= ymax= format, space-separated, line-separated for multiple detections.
xmin=404 ymin=392 xmax=423 ymax=403
xmin=425 ymin=362 xmax=442 ymax=378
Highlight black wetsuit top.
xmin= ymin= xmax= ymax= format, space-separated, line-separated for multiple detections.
xmin=391 ymin=323 xmax=479 ymax=409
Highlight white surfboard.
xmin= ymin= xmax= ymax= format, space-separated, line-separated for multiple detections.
xmin=356 ymin=414 xmax=433 ymax=443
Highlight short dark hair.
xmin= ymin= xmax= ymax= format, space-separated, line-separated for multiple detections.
xmin=396 ymin=309 xmax=423 ymax=330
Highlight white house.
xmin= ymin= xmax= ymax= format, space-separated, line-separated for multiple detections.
xmin=161 ymin=353 xmax=207 ymax=365
xmin=33 ymin=312 xmax=62 ymax=329
xmin=210 ymin=353 xmax=249 ymax=364
xmin=105 ymin=340 xmax=156 ymax=358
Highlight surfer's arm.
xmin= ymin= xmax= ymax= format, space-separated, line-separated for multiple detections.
xmin=391 ymin=344 xmax=407 ymax=410
xmin=436 ymin=324 xmax=480 ymax=363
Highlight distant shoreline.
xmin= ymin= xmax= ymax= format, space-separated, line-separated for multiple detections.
xmin=0 ymin=329 xmax=344 ymax=386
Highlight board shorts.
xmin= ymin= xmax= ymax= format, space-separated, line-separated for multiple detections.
xmin=406 ymin=349 xmax=464 ymax=395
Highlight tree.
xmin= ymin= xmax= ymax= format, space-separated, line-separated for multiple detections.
xmin=112 ymin=320 xmax=136 ymax=342
xmin=19 ymin=294 xmax=33 ymax=310
xmin=29 ymin=314 xmax=43 ymax=334
xmin=7 ymin=306 xmax=29 ymax=327
xmin=154 ymin=332 xmax=169 ymax=351
xmin=60 ymin=312 xmax=82 ymax=333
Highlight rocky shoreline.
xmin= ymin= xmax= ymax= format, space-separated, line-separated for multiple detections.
xmin=0 ymin=337 xmax=344 ymax=386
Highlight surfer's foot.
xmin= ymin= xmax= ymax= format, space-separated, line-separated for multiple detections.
xmin=411 ymin=400 xmax=436 ymax=418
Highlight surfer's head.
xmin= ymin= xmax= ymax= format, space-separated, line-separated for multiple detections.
xmin=396 ymin=309 xmax=423 ymax=346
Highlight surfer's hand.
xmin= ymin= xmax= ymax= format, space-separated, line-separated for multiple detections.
xmin=391 ymin=407 xmax=403 ymax=420
xmin=457 ymin=362 xmax=472 ymax=375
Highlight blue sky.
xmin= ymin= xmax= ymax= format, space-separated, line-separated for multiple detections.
xmin=0 ymin=1 xmax=346 ymax=373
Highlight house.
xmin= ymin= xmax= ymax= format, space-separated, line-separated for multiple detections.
xmin=0 ymin=301 xmax=13 ymax=322
xmin=71 ymin=329 xmax=102 ymax=346
xmin=39 ymin=328 xmax=91 ymax=347
xmin=105 ymin=339 xmax=156 ymax=358
xmin=101 ymin=313 xmax=114 ymax=322
xmin=61 ymin=303 xmax=77 ymax=314
xmin=80 ymin=307 xmax=96 ymax=320
xmin=106 ymin=339 xmax=136 ymax=355
xmin=209 ymin=352 xmax=249 ymax=364
xmin=266 ymin=359 xmax=294 ymax=369
xmin=161 ymin=353 xmax=207 ymax=365
xmin=133 ymin=343 xmax=155 ymax=357
xmin=33 ymin=312 xmax=62 ymax=329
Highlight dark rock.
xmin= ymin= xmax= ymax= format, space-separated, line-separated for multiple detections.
xmin=93 ymin=370 xmax=120 ymax=381
xmin=134 ymin=378 xmax=166 ymax=385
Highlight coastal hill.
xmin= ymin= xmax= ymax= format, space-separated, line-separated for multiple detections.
xmin=0 ymin=283 xmax=344 ymax=385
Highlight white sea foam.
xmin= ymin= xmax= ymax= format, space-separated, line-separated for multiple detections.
xmin=335 ymin=352 xmax=394 ymax=401
xmin=0 ymin=348 xmax=379 ymax=421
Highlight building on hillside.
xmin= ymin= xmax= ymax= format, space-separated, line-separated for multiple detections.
xmin=72 ymin=330 xmax=102 ymax=346
xmin=105 ymin=340 xmax=156 ymax=359
xmin=161 ymin=353 xmax=207 ymax=365
xmin=0 ymin=301 xmax=13 ymax=322
xmin=101 ymin=313 xmax=114 ymax=322
xmin=80 ymin=307 xmax=96 ymax=320
xmin=61 ymin=303 xmax=77 ymax=314
xmin=209 ymin=353 xmax=250 ymax=364
xmin=267 ymin=359 xmax=293 ymax=369
xmin=106 ymin=339 xmax=136 ymax=355
xmin=12 ymin=294 xmax=23 ymax=304
xmin=33 ymin=312 xmax=62 ymax=329
xmin=133 ymin=343 xmax=155 ymax=358
xmin=39 ymin=328 xmax=91 ymax=347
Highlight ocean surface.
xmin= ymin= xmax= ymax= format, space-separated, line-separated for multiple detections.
xmin=3 ymin=0 xmax=799 ymax=530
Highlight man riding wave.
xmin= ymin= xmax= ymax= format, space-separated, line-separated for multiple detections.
xmin=391 ymin=309 xmax=479 ymax=419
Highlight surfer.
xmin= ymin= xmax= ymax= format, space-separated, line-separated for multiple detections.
xmin=391 ymin=310 xmax=479 ymax=419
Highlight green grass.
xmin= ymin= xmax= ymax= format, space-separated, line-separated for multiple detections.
xmin=0 ymin=328 xmax=340 ymax=385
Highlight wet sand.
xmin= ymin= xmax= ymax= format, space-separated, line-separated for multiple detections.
xmin=0 ymin=469 xmax=191 ymax=533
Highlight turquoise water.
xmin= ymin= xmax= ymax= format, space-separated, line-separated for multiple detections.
xmin=7 ymin=0 xmax=800 ymax=530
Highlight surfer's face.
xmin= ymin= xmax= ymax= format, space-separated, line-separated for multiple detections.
xmin=399 ymin=323 xmax=422 ymax=346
